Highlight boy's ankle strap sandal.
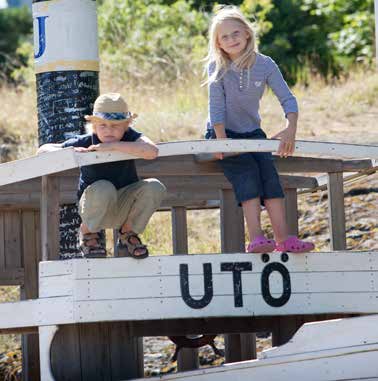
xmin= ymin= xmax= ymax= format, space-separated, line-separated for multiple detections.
xmin=79 ymin=232 xmax=107 ymax=258
xmin=117 ymin=231 xmax=149 ymax=259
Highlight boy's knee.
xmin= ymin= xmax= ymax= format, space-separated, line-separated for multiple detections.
xmin=140 ymin=179 xmax=167 ymax=199
xmin=83 ymin=180 xmax=117 ymax=205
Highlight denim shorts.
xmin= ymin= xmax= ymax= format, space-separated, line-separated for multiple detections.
xmin=205 ymin=128 xmax=284 ymax=205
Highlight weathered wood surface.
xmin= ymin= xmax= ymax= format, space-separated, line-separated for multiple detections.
xmin=1 ymin=252 xmax=378 ymax=330
xmin=1 ymin=139 xmax=377 ymax=186
xmin=171 ymin=207 xmax=200 ymax=371
xmin=327 ymin=173 xmax=347 ymax=250
xmin=136 ymin=314 xmax=378 ymax=381
xmin=0 ymin=173 xmax=319 ymax=208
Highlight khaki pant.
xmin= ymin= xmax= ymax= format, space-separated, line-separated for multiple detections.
xmin=79 ymin=179 xmax=166 ymax=233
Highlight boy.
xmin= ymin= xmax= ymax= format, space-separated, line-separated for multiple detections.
xmin=37 ymin=93 xmax=166 ymax=259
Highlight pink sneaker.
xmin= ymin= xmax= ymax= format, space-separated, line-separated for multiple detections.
xmin=246 ymin=235 xmax=276 ymax=253
xmin=276 ymin=236 xmax=315 ymax=253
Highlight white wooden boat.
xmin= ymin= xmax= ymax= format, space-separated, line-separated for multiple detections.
xmin=136 ymin=314 xmax=378 ymax=381
xmin=0 ymin=252 xmax=377 ymax=380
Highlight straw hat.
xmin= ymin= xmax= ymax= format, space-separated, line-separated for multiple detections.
xmin=85 ymin=93 xmax=137 ymax=124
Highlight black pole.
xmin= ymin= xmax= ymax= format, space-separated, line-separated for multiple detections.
xmin=33 ymin=0 xmax=99 ymax=258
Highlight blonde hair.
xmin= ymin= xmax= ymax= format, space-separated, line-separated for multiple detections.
xmin=203 ymin=6 xmax=257 ymax=85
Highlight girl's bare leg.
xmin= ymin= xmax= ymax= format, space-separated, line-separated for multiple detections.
xmin=242 ymin=197 xmax=264 ymax=241
xmin=264 ymin=198 xmax=289 ymax=243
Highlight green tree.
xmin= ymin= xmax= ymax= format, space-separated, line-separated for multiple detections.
xmin=98 ymin=0 xmax=209 ymax=82
xmin=0 ymin=6 xmax=32 ymax=82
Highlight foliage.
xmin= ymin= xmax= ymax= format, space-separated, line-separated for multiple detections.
xmin=98 ymin=0 xmax=209 ymax=83
xmin=0 ymin=6 xmax=32 ymax=83
xmin=1 ymin=0 xmax=376 ymax=85
xmin=302 ymin=0 xmax=375 ymax=65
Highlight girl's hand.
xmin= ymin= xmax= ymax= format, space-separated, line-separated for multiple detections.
xmin=272 ymin=127 xmax=296 ymax=157
xmin=74 ymin=144 xmax=112 ymax=153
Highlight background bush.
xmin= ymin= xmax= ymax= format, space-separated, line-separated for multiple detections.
xmin=0 ymin=6 xmax=32 ymax=82
xmin=1 ymin=0 xmax=376 ymax=85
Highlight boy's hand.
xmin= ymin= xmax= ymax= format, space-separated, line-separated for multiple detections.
xmin=213 ymin=152 xmax=224 ymax=160
xmin=272 ymin=127 xmax=296 ymax=157
xmin=74 ymin=143 xmax=113 ymax=152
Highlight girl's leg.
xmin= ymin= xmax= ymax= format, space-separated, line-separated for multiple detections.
xmin=265 ymin=197 xmax=315 ymax=253
xmin=242 ymin=197 xmax=264 ymax=241
xmin=264 ymin=198 xmax=289 ymax=243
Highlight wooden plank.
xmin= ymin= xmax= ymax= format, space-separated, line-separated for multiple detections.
xmin=327 ymin=173 xmax=346 ymax=250
xmin=21 ymin=211 xmax=41 ymax=381
xmin=0 ymin=174 xmax=318 ymax=197
xmin=0 ymin=174 xmax=319 ymax=209
xmin=158 ymin=175 xmax=318 ymax=190
xmin=50 ymin=325 xmax=82 ymax=381
xmin=109 ymin=323 xmax=144 ymax=380
xmin=171 ymin=206 xmax=200 ymax=371
xmin=0 ymin=212 xmax=4 ymax=270
xmin=220 ymin=189 xmax=256 ymax=363
xmin=172 ymin=207 xmax=189 ymax=255
xmin=220 ymin=190 xmax=245 ymax=254
xmin=275 ymin=189 xmax=300 ymax=346
xmin=0 ymin=327 xmax=37 ymax=335
xmin=20 ymin=291 xmax=40 ymax=381
xmin=104 ymin=315 xmax=341 ymax=337
xmin=0 ymin=147 xmax=78 ymax=186
xmin=138 ymin=156 xmax=344 ymax=177
xmin=22 ymin=211 xmax=39 ymax=299
xmin=284 ymin=189 xmax=299 ymax=236
xmin=4 ymin=211 xmax=22 ymax=268
xmin=196 ymin=156 xmax=375 ymax=174
xmin=40 ymin=176 xmax=60 ymax=260
xmin=342 ymin=159 xmax=374 ymax=171
xmin=107 ymin=229 xmax=144 ymax=380
xmin=1 ymin=140 xmax=377 ymax=187
xmin=72 ymin=252 xmax=378 ymax=279
xmin=0 ymin=268 xmax=24 ymax=284
xmin=79 ymin=323 xmax=112 ymax=381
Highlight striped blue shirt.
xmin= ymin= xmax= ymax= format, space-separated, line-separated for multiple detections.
xmin=207 ymin=53 xmax=298 ymax=133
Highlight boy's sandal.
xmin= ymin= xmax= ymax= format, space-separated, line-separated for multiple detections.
xmin=276 ymin=236 xmax=315 ymax=253
xmin=246 ymin=235 xmax=276 ymax=253
xmin=79 ymin=232 xmax=107 ymax=258
xmin=117 ymin=231 xmax=149 ymax=259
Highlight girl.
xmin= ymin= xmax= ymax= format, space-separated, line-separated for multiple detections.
xmin=204 ymin=6 xmax=314 ymax=253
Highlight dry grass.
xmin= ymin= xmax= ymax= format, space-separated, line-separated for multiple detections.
xmin=2 ymin=68 xmax=378 ymax=163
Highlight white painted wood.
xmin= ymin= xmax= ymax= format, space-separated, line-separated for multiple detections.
xmin=39 ymin=259 xmax=74 ymax=277
xmin=39 ymin=325 xmax=59 ymax=381
xmin=39 ymin=274 xmax=74 ymax=298
xmin=66 ymin=269 xmax=378 ymax=301
xmin=72 ymin=293 xmax=378 ymax=322
xmin=0 ymin=148 xmax=78 ymax=186
xmin=132 ymin=315 xmax=378 ymax=381
xmin=262 ymin=314 xmax=378 ymax=358
xmin=0 ymin=297 xmax=74 ymax=329
xmin=71 ymin=251 xmax=378 ymax=278
xmin=1 ymin=139 xmax=377 ymax=186
xmin=2 ymin=252 xmax=378 ymax=328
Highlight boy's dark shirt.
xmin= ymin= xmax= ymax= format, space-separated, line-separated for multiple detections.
xmin=62 ymin=128 xmax=142 ymax=199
